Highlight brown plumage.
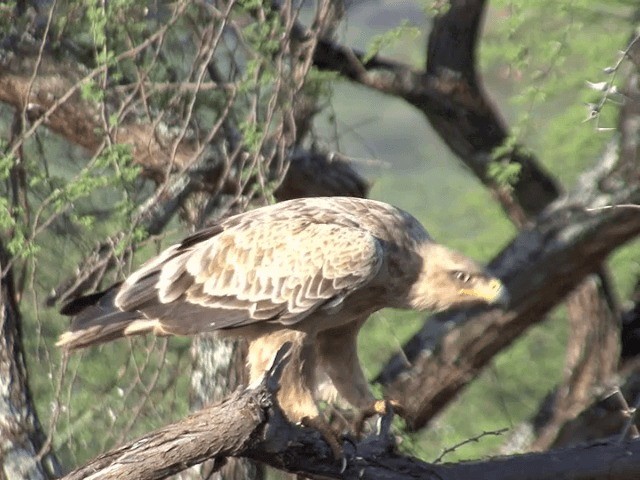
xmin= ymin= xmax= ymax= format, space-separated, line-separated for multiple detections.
xmin=58 ymin=197 xmax=508 ymax=425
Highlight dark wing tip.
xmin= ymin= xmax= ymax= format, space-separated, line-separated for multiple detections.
xmin=59 ymin=282 xmax=123 ymax=316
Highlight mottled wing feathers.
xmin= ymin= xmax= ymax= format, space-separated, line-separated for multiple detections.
xmin=120 ymin=219 xmax=383 ymax=333
xmin=59 ymin=207 xmax=386 ymax=348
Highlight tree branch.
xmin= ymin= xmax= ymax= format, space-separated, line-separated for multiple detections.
xmin=308 ymin=0 xmax=560 ymax=221
xmin=0 ymin=241 xmax=62 ymax=479
xmin=60 ymin=344 xmax=640 ymax=480
xmin=374 ymin=5 xmax=640 ymax=433
xmin=377 ymin=179 xmax=640 ymax=429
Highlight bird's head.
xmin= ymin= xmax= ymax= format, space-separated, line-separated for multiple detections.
xmin=407 ymin=243 xmax=509 ymax=312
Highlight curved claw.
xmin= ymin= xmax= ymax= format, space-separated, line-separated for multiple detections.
xmin=300 ymin=415 xmax=345 ymax=462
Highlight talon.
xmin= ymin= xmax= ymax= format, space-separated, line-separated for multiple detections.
xmin=354 ymin=399 xmax=407 ymax=437
xmin=301 ymin=415 xmax=345 ymax=461
xmin=340 ymin=456 xmax=347 ymax=474
xmin=341 ymin=431 xmax=358 ymax=450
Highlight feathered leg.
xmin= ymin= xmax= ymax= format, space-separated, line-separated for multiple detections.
xmin=316 ymin=318 xmax=406 ymax=437
xmin=246 ymin=329 xmax=343 ymax=459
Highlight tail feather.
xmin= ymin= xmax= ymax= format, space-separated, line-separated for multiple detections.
xmin=58 ymin=285 xmax=158 ymax=350
xmin=56 ymin=319 xmax=143 ymax=350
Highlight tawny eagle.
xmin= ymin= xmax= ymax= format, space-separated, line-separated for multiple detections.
xmin=58 ymin=197 xmax=508 ymax=434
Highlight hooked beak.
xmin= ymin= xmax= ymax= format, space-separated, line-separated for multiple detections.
xmin=460 ymin=278 xmax=510 ymax=308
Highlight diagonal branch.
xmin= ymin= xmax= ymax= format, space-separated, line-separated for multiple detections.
xmin=59 ymin=344 xmax=640 ymax=480
xmin=377 ymin=189 xmax=640 ymax=430
xmin=376 ymin=33 xmax=640 ymax=424
xmin=308 ymin=0 xmax=560 ymax=221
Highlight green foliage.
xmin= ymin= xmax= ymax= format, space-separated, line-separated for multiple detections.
xmin=239 ymin=120 xmax=264 ymax=154
xmin=242 ymin=19 xmax=283 ymax=57
xmin=2 ymin=0 xmax=638 ymax=472
xmin=363 ymin=20 xmax=421 ymax=63
xmin=0 ymin=197 xmax=15 ymax=231
xmin=80 ymin=79 xmax=104 ymax=103
xmin=487 ymin=160 xmax=522 ymax=189
xmin=358 ymin=0 xmax=639 ymax=463
xmin=481 ymin=0 xmax=632 ymax=185
xmin=45 ymin=144 xmax=135 ymax=218
xmin=424 ymin=1 xmax=451 ymax=17
xmin=488 ymin=131 xmax=524 ymax=190
xmin=0 ymin=148 xmax=12 ymax=180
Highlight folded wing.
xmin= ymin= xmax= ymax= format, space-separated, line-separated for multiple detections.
xmin=58 ymin=217 xmax=383 ymax=349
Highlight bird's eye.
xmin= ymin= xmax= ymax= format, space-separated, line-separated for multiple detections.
xmin=454 ymin=271 xmax=471 ymax=283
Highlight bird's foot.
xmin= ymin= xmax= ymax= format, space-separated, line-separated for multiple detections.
xmin=354 ymin=399 xmax=407 ymax=438
xmin=301 ymin=415 xmax=347 ymax=468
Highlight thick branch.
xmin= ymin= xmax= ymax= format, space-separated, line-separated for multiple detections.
xmin=376 ymin=16 xmax=640 ymax=431
xmin=377 ymin=188 xmax=640 ymax=429
xmin=62 ymin=387 xmax=269 ymax=480
xmin=529 ymin=274 xmax=620 ymax=451
xmin=61 ymin=351 xmax=640 ymax=480
xmin=310 ymin=0 xmax=560 ymax=220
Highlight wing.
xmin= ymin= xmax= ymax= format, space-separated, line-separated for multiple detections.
xmin=112 ymin=218 xmax=384 ymax=334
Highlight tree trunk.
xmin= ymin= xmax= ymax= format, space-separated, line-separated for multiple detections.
xmin=0 ymin=243 xmax=62 ymax=479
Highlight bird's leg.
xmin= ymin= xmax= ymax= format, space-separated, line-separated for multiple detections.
xmin=316 ymin=321 xmax=409 ymax=439
xmin=248 ymin=331 xmax=346 ymax=462
xmin=354 ymin=399 xmax=407 ymax=438
xmin=316 ymin=321 xmax=374 ymax=403
xmin=316 ymin=320 xmax=381 ymax=436
xmin=300 ymin=415 xmax=344 ymax=460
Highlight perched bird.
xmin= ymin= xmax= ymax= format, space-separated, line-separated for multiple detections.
xmin=58 ymin=197 xmax=508 ymax=449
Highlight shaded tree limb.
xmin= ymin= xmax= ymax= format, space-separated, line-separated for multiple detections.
xmin=1 ymin=7 xmax=368 ymax=480
xmin=529 ymin=274 xmax=621 ymax=451
xmin=551 ymin=385 xmax=640 ymax=449
xmin=307 ymin=0 xmax=560 ymax=221
xmin=373 ymin=5 xmax=640 ymax=434
xmin=377 ymin=188 xmax=640 ymax=430
xmin=307 ymin=7 xmax=622 ymax=446
xmin=0 ymin=39 xmax=368 ymax=306
xmin=377 ymin=50 xmax=640 ymax=425
xmin=60 ymin=350 xmax=640 ymax=480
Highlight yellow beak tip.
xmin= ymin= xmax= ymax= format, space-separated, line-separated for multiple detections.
xmin=491 ymin=284 xmax=510 ymax=308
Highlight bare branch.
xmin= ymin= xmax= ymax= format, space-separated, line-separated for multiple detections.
xmin=377 ymin=188 xmax=640 ymax=429
xmin=0 ymin=242 xmax=63 ymax=479
xmin=60 ymin=342 xmax=640 ymax=480
xmin=375 ymin=6 xmax=640 ymax=433
xmin=305 ymin=0 xmax=561 ymax=221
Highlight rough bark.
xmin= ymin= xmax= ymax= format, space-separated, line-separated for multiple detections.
xmin=1 ymin=1 xmax=639 ymax=477
xmin=0 ymin=243 xmax=62 ymax=480
xmin=528 ymin=274 xmax=621 ymax=451
xmin=375 ymin=38 xmax=640 ymax=421
xmin=172 ymin=336 xmax=263 ymax=480
xmin=1 ymin=6 xmax=368 ymax=480
xmin=551 ymin=387 xmax=640 ymax=448
xmin=0 ymin=2 xmax=367 ymax=309
xmin=376 ymin=159 xmax=640 ymax=430
xmin=310 ymin=0 xmax=560 ymax=222
xmin=60 ymin=353 xmax=640 ymax=480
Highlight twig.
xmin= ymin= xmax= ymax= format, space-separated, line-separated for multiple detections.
xmin=433 ymin=428 xmax=509 ymax=464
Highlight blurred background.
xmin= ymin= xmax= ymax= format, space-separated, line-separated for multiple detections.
xmin=0 ymin=0 xmax=639 ymax=477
